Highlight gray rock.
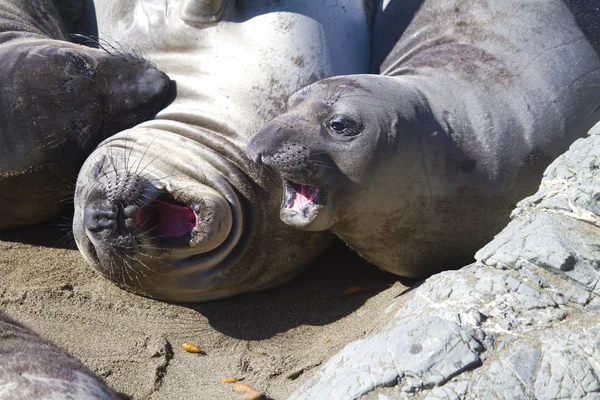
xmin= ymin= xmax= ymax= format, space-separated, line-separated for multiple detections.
xmin=288 ymin=124 xmax=600 ymax=399
xmin=289 ymin=316 xmax=484 ymax=399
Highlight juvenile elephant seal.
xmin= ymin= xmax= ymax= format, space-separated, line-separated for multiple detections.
xmin=73 ymin=0 xmax=372 ymax=301
xmin=0 ymin=0 xmax=172 ymax=230
xmin=0 ymin=311 xmax=118 ymax=399
xmin=246 ymin=0 xmax=600 ymax=277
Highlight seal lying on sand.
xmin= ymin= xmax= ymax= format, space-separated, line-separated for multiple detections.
xmin=246 ymin=0 xmax=600 ymax=277
xmin=0 ymin=0 xmax=172 ymax=230
xmin=73 ymin=0 xmax=372 ymax=302
xmin=0 ymin=311 xmax=118 ymax=399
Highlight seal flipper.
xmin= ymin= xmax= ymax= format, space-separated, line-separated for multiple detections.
xmin=179 ymin=0 xmax=232 ymax=25
xmin=0 ymin=311 xmax=119 ymax=399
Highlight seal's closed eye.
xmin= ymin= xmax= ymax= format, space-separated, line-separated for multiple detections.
xmin=63 ymin=50 xmax=94 ymax=76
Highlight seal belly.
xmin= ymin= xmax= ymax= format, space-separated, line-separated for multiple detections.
xmin=99 ymin=0 xmax=371 ymax=140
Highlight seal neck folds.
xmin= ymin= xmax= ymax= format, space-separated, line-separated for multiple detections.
xmin=74 ymin=133 xmax=237 ymax=299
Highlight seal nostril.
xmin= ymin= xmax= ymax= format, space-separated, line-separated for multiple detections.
xmin=84 ymin=207 xmax=117 ymax=233
xmin=245 ymin=145 xmax=263 ymax=164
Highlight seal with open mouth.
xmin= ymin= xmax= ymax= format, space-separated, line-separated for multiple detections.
xmin=73 ymin=0 xmax=372 ymax=302
xmin=246 ymin=0 xmax=600 ymax=278
xmin=0 ymin=0 xmax=172 ymax=230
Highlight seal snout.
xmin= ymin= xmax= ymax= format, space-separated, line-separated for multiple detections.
xmin=246 ymin=123 xmax=298 ymax=166
xmin=136 ymin=68 xmax=173 ymax=109
xmin=247 ymin=136 xmax=312 ymax=176
xmin=95 ymin=55 xmax=173 ymax=132
xmin=263 ymin=142 xmax=311 ymax=173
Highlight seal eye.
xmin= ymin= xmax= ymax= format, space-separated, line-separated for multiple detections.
xmin=326 ymin=116 xmax=363 ymax=137
xmin=330 ymin=118 xmax=347 ymax=132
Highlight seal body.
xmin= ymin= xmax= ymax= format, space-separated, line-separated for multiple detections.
xmin=0 ymin=312 xmax=118 ymax=399
xmin=73 ymin=0 xmax=372 ymax=301
xmin=246 ymin=0 xmax=600 ymax=277
xmin=0 ymin=0 xmax=172 ymax=230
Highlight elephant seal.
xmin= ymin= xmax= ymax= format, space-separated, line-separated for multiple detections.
xmin=0 ymin=0 xmax=172 ymax=230
xmin=0 ymin=311 xmax=119 ymax=399
xmin=73 ymin=0 xmax=372 ymax=302
xmin=245 ymin=0 xmax=600 ymax=277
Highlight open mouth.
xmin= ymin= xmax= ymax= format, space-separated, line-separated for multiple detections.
xmin=135 ymin=195 xmax=197 ymax=241
xmin=281 ymin=180 xmax=326 ymax=222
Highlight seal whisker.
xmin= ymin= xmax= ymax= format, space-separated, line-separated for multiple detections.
xmin=121 ymin=258 xmax=146 ymax=289
xmin=134 ymin=147 xmax=168 ymax=178
xmin=123 ymin=132 xmax=138 ymax=174
xmin=263 ymin=168 xmax=282 ymax=187
xmin=123 ymin=253 xmax=158 ymax=275
xmin=120 ymin=258 xmax=137 ymax=286
xmin=308 ymin=161 xmax=340 ymax=171
xmin=68 ymin=34 xmax=100 ymax=48
xmin=134 ymin=249 xmax=174 ymax=267
xmin=104 ymin=146 xmax=122 ymax=176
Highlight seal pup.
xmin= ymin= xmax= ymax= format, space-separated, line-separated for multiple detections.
xmin=246 ymin=0 xmax=600 ymax=277
xmin=73 ymin=0 xmax=372 ymax=301
xmin=0 ymin=311 xmax=119 ymax=399
xmin=0 ymin=0 xmax=172 ymax=230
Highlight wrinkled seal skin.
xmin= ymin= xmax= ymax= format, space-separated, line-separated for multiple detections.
xmin=0 ymin=0 xmax=172 ymax=230
xmin=246 ymin=0 xmax=600 ymax=278
xmin=0 ymin=311 xmax=119 ymax=399
xmin=73 ymin=0 xmax=372 ymax=302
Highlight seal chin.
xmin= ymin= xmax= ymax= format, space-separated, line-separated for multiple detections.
xmin=279 ymin=179 xmax=335 ymax=231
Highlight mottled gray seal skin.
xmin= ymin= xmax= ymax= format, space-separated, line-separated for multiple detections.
xmin=246 ymin=0 xmax=600 ymax=277
xmin=0 ymin=312 xmax=119 ymax=399
xmin=0 ymin=0 xmax=172 ymax=230
xmin=73 ymin=0 xmax=372 ymax=302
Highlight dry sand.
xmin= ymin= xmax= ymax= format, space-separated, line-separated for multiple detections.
xmin=0 ymin=209 xmax=411 ymax=399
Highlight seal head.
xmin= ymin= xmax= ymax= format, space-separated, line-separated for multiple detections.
xmin=246 ymin=77 xmax=428 ymax=233
xmin=0 ymin=39 xmax=172 ymax=229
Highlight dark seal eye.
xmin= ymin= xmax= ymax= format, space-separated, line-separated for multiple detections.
xmin=326 ymin=115 xmax=363 ymax=137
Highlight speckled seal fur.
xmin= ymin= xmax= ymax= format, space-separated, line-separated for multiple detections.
xmin=246 ymin=0 xmax=600 ymax=278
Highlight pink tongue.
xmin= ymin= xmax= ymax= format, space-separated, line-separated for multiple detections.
xmin=289 ymin=184 xmax=320 ymax=210
xmin=136 ymin=202 xmax=196 ymax=238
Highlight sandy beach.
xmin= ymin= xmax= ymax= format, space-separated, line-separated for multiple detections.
xmin=0 ymin=207 xmax=410 ymax=399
